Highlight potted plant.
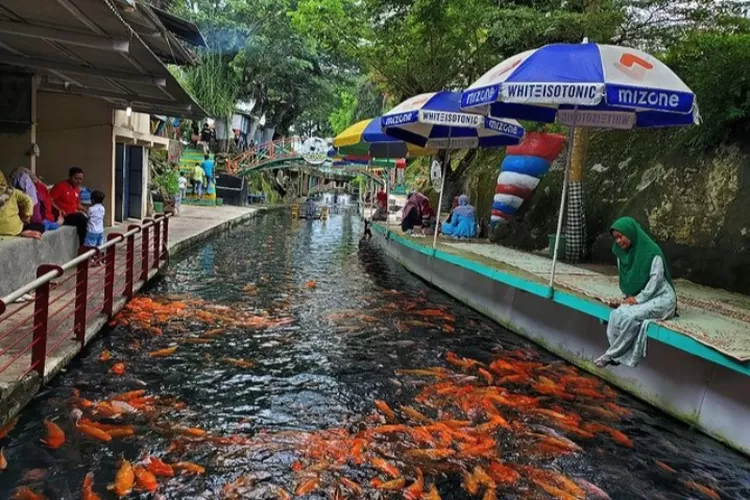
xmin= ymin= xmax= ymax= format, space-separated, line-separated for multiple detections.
xmin=153 ymin=169 xmax=180 ymax=215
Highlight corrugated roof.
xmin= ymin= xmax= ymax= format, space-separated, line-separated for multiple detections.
xmin=0 ymin=0 xmax=205 ymax=118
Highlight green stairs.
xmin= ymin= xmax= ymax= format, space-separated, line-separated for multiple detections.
xmin=179 ymin=146 xmax=221 ymax=206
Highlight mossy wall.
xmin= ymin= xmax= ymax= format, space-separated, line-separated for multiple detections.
xmin=461 ymin=128 xmax=750 ymax=295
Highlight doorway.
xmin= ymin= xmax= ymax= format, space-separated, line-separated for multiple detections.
xmin=114 ymin=143 xmax=144 ymax=222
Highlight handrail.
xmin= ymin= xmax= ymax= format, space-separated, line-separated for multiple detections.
xmin=0 ymin=213 xmax=171 ymax=315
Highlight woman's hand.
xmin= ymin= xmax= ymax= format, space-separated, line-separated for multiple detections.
xmin=623 ymin=296 xmax=637 ymax=305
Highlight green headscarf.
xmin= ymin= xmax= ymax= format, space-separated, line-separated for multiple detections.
xmin=611 ymin=216 xmax=673 ymax=297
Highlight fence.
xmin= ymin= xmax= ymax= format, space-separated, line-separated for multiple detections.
xmin=0 ymin=214 xmax=171 ymax=385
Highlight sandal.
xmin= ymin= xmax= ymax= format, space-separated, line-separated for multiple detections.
xmin=13 ymin=293 xmax=34 ymax=303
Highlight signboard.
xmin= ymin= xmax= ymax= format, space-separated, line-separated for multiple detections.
xmin=299 ymin=137 xmax=329 ymax=165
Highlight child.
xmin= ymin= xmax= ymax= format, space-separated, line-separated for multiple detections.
xmin=192 ymin=163 xmax=205 ymax=198
xmin=84 ymin=190 xmax=105 ymax=265
xmin=177 ymin=172 xmax=188 ymax=212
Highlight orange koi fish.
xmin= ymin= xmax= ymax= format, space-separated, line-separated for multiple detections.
xmin=273 ymin=487 xmax=292 ymax=500
xmin=400 ymin=405 xmax=429 ymax=422
xmin=478 ymin=368 xmax=494 ymax=384
xmin=404 ymin=448 xmax=455 ymax=460
xmin=576 ymin=404 xmax=619 ymax=420
xmin=0 ymin=417 xmax=18 ymax=439
xmin=171 ymin=461 xmax=205 ymax=475
xmin=603 ymin=401 xmax=633 ymax=417
xmin=378 ymin=477 xmax=406 ymax=490
xmin=583 ymin=423 xmax=634 ymax=448
xmin=487 ymin=461 xmax=520 ymax=485
xmin=76 ymin=423 xmax=113 ymax=443
xmin=445 ymin=351 xmax=481 ymax=370
xmin=112 ymin=390 xmax=146 ymax=402
xmin=0 ymin=448 xmax=6 ymax=470
xmin=221 ymin=358 xmax=255 ymax=369
xmin=146 ymin=456 xmax=174 ymax=478
xmin=654 ymin=460 xmax=676 ymax=473
xmin=148 ymin=346 xmax=178 ymax=358
xmin=339 ymin=477 xmax=362 ymax=496
xmin=395 ymin=367 xmax=452 ymax=378
xmin=41 ymin=420 xmax=65 ymax=449
xmin=181 ymin=427 xmax=207 ymax=437
xmin=110 ymin=362 xmax=126 ymax=376
xmin=305 ymin=280 xmax=317 ymax=289
xmin=295 ymin=476 xmax=320 ymax=495
xmin=574 ymin=478 xmax=611 ymax=499
xmin=371 ymin=457 xmax=400 ymax=478
xmin=109 ymin=460 xmax=134 ymax=497
xmin=482 ymin=488 xmax=497 ymax=500
xmin=424 ymin=484 xmax=442 ymax=500
xmin=81 ymin=472 xmax=101 ymax=500
xmin=682 ymin=480 xmax=720 ymax=499
xmin=404 ymin=468 xmax=424 ymax=500
xmin=374 ymin=400 xmax=397 ymax=423
xmin=11 ymin=487 xmax=46 ymax=500
xmin=107 ymin=428 xmax=136 ymax=439
xmin=133 ymin=466 xmax=159 ymax=492
xmin=98 ymin=349 xmax=111 ymax=362
xmin=463 ymin=469 xmax=480 ymax=495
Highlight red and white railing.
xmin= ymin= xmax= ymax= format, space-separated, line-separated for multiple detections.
xmin=0 ymin=214 xmax=171 ymax=381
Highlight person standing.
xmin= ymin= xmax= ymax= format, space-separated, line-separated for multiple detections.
xmin=595 ymin=217 xmax=677 ymax=368
xmin=200 ymin=123 xmax=211 ymax=154
xmin=50 ymin=167 xmax=87 ymax=245
xmin=200 ymin=154 xmax=215 ymax=195
xmin=84 ymin=190 xmax=106 ymax=265
xmin=192 ymin=163 xmax=205 ymax=198
xmin=177 ymin=172 xmax=188 ymax=212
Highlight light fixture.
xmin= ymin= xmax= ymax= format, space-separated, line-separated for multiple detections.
xmin=126 ymin=105 xmax=132 ymax=117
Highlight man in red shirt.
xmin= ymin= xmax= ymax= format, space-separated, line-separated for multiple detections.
xmin=51 ymin=167 xmax=87 ymax=245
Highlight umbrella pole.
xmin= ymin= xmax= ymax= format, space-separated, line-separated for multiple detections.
xmin=432 ymin=149 xmax=450 ymax=250
xmin=549 ymin=107 xmax=579 ymax=288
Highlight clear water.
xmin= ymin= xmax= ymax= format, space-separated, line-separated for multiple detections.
xmin=0 ymin=212 xmax=748 ymax=499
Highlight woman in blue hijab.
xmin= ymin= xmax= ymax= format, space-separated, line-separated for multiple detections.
xmin=441 ymin=194 xmax=477 ymax=239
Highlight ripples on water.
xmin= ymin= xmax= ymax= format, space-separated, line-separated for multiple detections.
xmin=1 ymin=212 xmax=749 ymax=499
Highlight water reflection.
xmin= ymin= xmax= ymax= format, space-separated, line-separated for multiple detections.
xmin=0 ymin=212 xmax=747 ymax=499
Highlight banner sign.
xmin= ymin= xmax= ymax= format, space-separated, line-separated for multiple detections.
xmin=557 ymin=109 xmax=636 ymax=129
xmin=461 ymin=84 xmax=500 ymax=108
xmin=417 ymin=110 xmax=482 ymax=128
xmin=501 ymin=83 xmax=603 ymax=105
xmin=484 ymin=117 xmax=524 ymax=138
xmin=381 ymin=112 xmax=418 ymax=128
xmin=606 ymin=85 xmax=694 ymax=113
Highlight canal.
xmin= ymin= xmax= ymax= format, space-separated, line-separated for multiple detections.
xmin=1 ymin=212 xmax=749 ymax=499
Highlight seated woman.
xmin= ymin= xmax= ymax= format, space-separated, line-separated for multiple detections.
xmin=0 ymin=172 xmax=43 ymax=239
xmin=31 ymin=172 xmax=62 ymax=230
xmin=441 ymin=195 xmax=477 ymax=239
xmin=420 ymin=198 xmax=436 ymax=235
xmin=595 ymin=217 xmax=677 ymax=368
xmin=401 ymin=192 xmax=426 ymax=234
xmin=9 ymin=167 xmax=59 ymax=232
xmin=372 ymin=190 xmax=388 ymax=221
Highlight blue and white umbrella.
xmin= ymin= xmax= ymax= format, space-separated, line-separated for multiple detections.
xmin=461 ymin=43 xmax=699 ymax=287
xmin=461 ymin=43 xmax=699 ymax=128
xmin=381 ymin=91 xmax=524 ymax=149
xmin=382 ymin=91 xmax=525 ymax=248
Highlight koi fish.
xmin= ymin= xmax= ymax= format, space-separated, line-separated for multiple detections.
xmin=603 ymin=401 xmax=633 ymax=417
xmin=445 ymin=351 xmax=481 ymax=370
xmin=221 ymin=358 xmax=255 ymax=369
xmin=41 ymin=420 xmax=65 ymax=449
xmin=404 ymin=448 xmax=455 ymax=460
xmin=133 ymin=466 xmax=159 ymax=492
xmin=574 ymin=478 xmax=610 ymax=499
xmin=463 ymin=469 xmax=480 ymax=495
xmin=654 ymin=460 xmax=676 ymax=473
xmin=112 ymin=390 xmax=146 ymax=402
xmin=110 ymin=362 xmax=126 ymax=376
xmin=682 ymin=480 xmax=720 ymax=499
xmin=576 ymin=404 xmax=619 ymax=420
xmin=404 ymin=468 xmax=424 ymax=500
xmin=424 ymin=484 xmax=442 ymax=500
xmin=171 ymin=461 xmax=205 ymax=475
xmin=487 ymin=461 xmax=520 ymax=485
xmin=339 ymin=477 xmax=362 ymax=496
xmin=109 ymin=460 xmax=134 ymax=497
xmin=81 ymin=472 xmax=101 ymax=500
xmin=400 ymin=405 xmax=429 ymax=422
xmin=371 ymin=457 xmax=400 ymax=478
xmin=478 ymin=368 xmax=494 ymax=384
xmin=181 ymin=427 xmax=207 ymax=437
xmin=395 ymin=368 xmax=452 ymax=378
xmin=99 ymin=349 xmax=111 ymax=362
xmin=108 ymin=428 xmax=136 ymax=439
xmin=482 ymin=488 xmax=497 ymax=500
xmin=11 ymin=487 xmax=46 ymax=500
xmin=583 ymin=423 xmax=634 ymax=448
xmin=305 ymin=280 xmax=317 ymax=289
xmin=76 ymin=423 xmax=113 ymax=443
xmin=0 ymin=417 xmax=18 ymax=439
xmin=0 ymin=448 xmax=5 ymax=470
xmin=148 ymin=346 xmax=178 ymax=358
xmin=273 ymin=486 xmax=292 ymax=500
xmin=145 ymin=456 xmax=174 ymax=477
xmin=295 ymin=476 xmax=320 ymax=495
xmin=374 ymin=400 xmax=397 ymax=423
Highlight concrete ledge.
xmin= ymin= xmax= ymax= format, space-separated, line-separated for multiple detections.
xmin=0 ymin=226 xmax=78 ymax=296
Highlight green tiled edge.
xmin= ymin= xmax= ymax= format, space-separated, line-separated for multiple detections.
xmin=372 ymin=222 xmax=750 ymax=377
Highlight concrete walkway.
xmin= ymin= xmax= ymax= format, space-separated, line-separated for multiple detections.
xmin=0 ymin=204 xmax=271 ymax=425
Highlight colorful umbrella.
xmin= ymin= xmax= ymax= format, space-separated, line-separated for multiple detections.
xmin=461 ymin=42 xmax=699 ymax=128
xmin=461 ymin=42 xmax=699 ymax=287
xmin=333 ymin=119 xmax=435 ymax=158
xmin=381 ymin=91 xmax=524 ymax=149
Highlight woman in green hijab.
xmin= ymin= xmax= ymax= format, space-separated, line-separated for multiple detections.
xmin=595 ymin=216 xmax=676 ymax=368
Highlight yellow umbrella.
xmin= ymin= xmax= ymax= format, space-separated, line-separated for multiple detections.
xmin=333 ymin=119 xmax=435 ymax=158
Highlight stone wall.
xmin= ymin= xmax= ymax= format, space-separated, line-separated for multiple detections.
xmin=472 ymin=127 xmax=750 ymax=295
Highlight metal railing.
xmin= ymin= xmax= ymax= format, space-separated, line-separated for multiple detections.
xmin=0 ymin=214 xmax=171 ymax=381
xmin=226 ymin=137 xmax=297 ymax=175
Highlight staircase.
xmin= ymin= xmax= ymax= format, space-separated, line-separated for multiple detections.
xmin=178 ymin=146 xmax=221 ymax=206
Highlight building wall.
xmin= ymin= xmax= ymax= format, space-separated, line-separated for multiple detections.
xmin=36 ymin=93 xmax=115 ymax=226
